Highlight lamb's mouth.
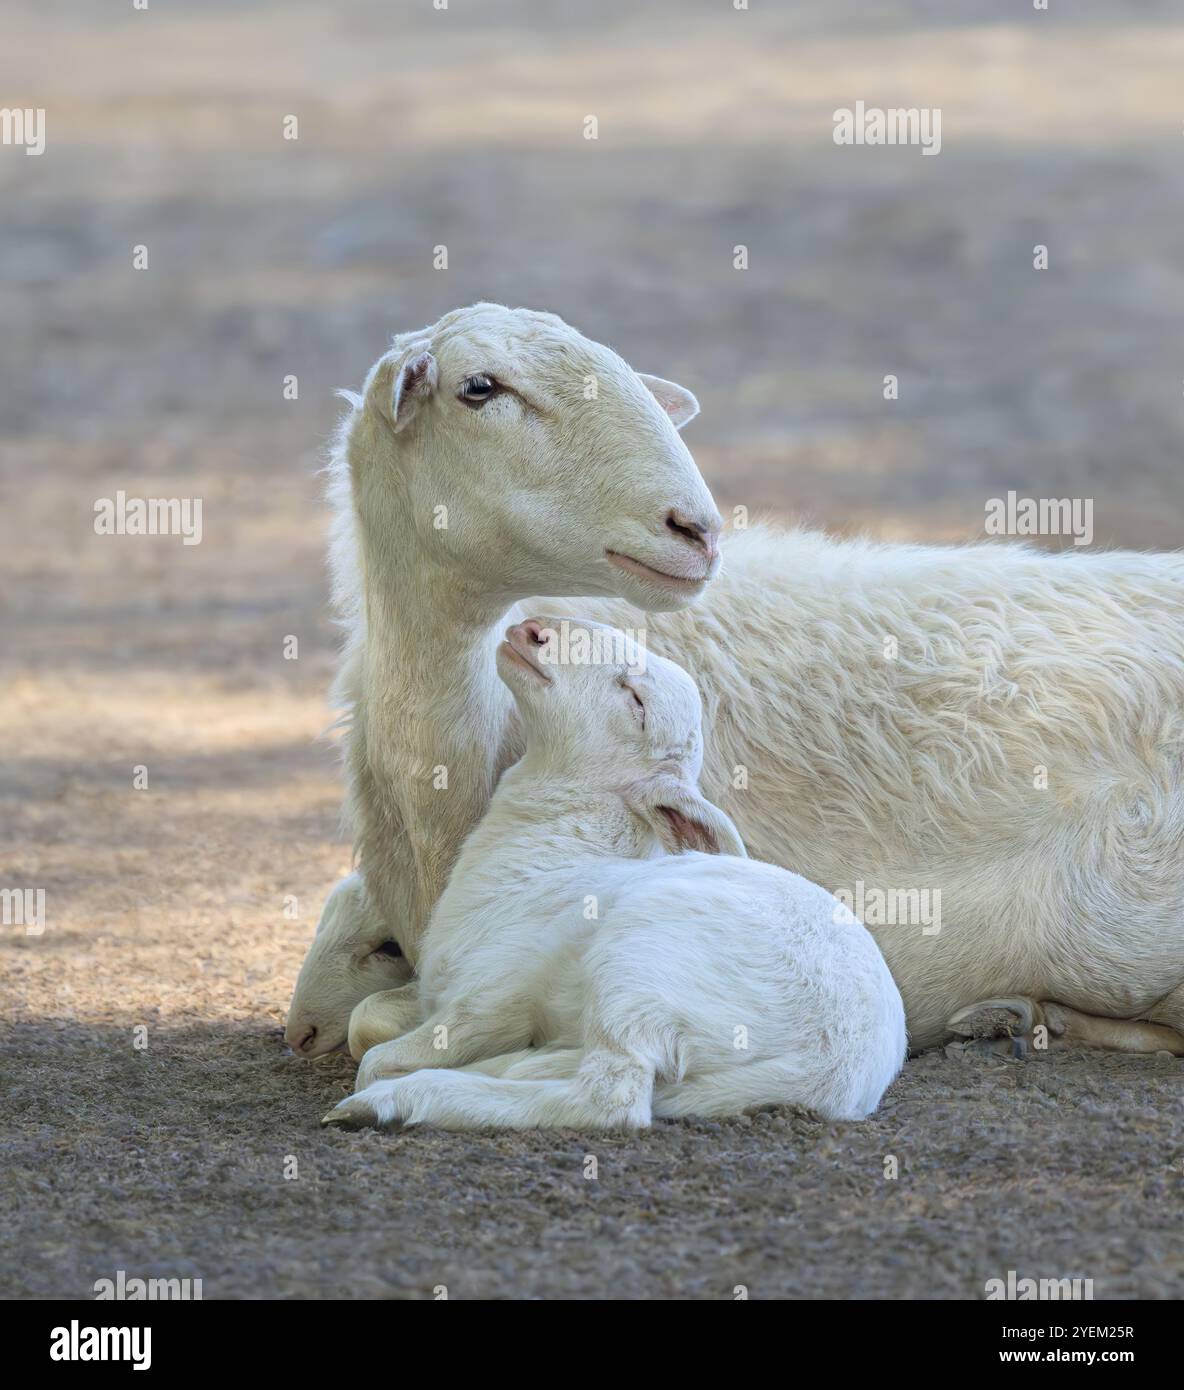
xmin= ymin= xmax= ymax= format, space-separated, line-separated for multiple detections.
xmin=498 ymin=641 xmax=551 ymax=684
xmin=606 ymin=550 xmax=711 ymax=591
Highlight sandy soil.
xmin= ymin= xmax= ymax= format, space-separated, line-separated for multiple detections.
xmin=2 ymin=0 xmax=1183 ymax=1299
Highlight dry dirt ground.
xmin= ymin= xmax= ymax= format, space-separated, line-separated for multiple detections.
xmin=2 ymin=1 xmax=1183 ymax=1299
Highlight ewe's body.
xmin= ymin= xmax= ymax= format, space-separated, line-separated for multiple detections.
xmin=286 ymin=303 xmax=1184 ymax=1061
xmin=563 ymin=529 xmax=1184 ymax=1050
xmin=327 ymin=622 xmax=906 ymax=1131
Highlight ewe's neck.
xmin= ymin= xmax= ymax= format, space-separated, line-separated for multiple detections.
xmin=364 ymin=540 xmax=515 ymax=695
xmin=357 ymin=531 xmax=519 ymax=788
xmin=349 ymin=516 xmax=522 ymax=957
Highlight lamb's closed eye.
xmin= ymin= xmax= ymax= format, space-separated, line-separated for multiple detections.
xmin=620 ymin=679 xmax=645 ymax=725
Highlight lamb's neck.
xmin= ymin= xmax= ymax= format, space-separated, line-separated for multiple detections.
xmin=455 ymin=769 xmax=646 ymax=881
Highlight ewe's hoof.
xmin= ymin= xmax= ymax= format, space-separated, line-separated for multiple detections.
xmin=945 ymin=998 xmax=1052 ymax=1060
xmin=947 ymin=997 xmax=1038 ymax=1040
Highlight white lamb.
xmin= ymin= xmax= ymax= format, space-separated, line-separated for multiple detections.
xmin=322 ymin=619 xmax=906 ymax=1131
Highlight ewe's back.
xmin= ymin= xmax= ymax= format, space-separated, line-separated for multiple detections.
xmin=545 ymin=526 xmax=1184 ymax=885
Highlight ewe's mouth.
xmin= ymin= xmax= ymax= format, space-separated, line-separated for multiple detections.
xmin=605 ymin=550 xmax=711 ymax=592
xmin=498 ymin=641 xmax=551 ymax=684
xmin=293 ymin=1035 xmax=346 ymax=1060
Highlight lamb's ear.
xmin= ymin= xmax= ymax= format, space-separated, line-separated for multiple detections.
xmin=623 ymin=772 xmax=746 ymax=857
xmin=369 ymin=347 xmax=438 ymax=433
xmin=637 ymin=373 xmax=699 ymax=431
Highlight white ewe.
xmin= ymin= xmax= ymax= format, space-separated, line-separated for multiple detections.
xmin=323 ymin=619 xmax=906 ymax=1131
xmin=286 ymin=303 xmax=1184 ymax=1062
xmin=286 ymin=303 xmax=721 ymax=1055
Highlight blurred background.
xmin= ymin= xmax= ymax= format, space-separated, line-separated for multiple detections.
xmin=2 ymin=0 xmax=1183 ymax=1297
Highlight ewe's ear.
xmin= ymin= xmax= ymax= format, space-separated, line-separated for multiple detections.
xmin=390 ymin=350 xmax=438 ymax=433
xmin=637 ymin=373 xmax=699 ymax=431
xmin=623 ymin=772 xmax=746 ymax=857
xmin=368 ymin=347 xmax=438 ymax=434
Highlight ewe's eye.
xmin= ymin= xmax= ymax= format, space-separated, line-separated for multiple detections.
xmin=373 ymin=939 xmax=403 ymax=959
xmin=459 ymin=374 xmax=499 ymax=407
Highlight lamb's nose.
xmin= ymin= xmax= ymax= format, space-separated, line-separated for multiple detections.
xmin=666 ymin=509 xmax=722 ymax=563
xmin=286 ymin=1025 xmax=316 ymax=1054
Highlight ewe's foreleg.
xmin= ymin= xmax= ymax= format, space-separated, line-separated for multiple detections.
xmin=948 ymin=997 xmax=1184 ymax=1057
xmin=347 ymin=984 xmax=422 ymax=1060
xmin=1142 ymin=980 xmax=1184 ymax=1039
xmin=1047 ymin=1006 xmax=1184 ymax=1055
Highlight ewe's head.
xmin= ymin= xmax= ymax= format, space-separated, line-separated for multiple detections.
xmin=284 ymin=874 xmax=411 ymax=1058
xmin=497 ymin=616 xmax=746 ymax=857
xmin=348 ymin=303 xmax=723 ymax=611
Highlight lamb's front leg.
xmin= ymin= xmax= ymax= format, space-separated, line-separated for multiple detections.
xmin=322 ymin=1048 xmax=653 ymax=1132
xmin=350 ymin=1007 xmax=533 ymax=1091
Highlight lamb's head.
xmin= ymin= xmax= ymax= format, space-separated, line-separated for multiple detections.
xmin=348 ymin=303 xmax=723 ymax=611
xmin=284 ymin=873 xmax=411 ymax=1058
xmin=497 ymin=616 xmax=747 ymax=857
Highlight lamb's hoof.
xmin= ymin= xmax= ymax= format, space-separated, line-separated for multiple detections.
xmin=322 ymin=1096 xmax=380 ymax=1130
xmin=321 ymin=1079 xmax=407 ymax=1131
